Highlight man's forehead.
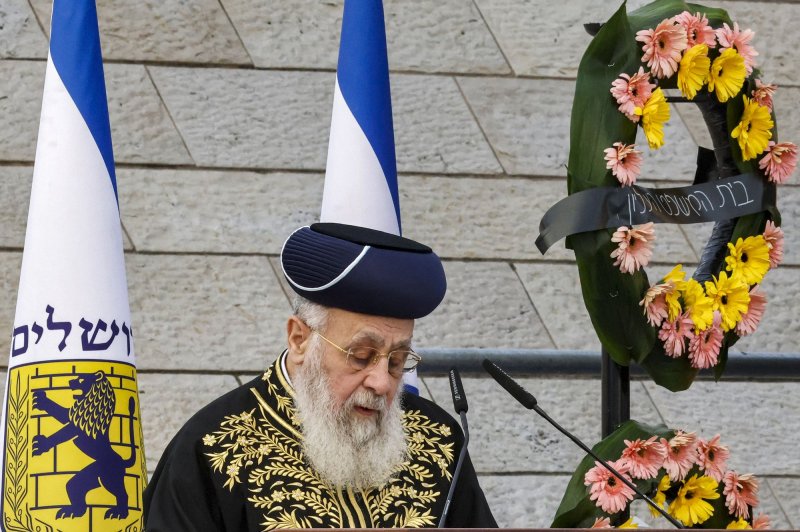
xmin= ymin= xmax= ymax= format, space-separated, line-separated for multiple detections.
xmin=327 ymin=309 xmax=414 ymax=345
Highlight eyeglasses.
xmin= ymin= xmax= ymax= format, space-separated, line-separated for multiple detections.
xmin=311 ymin=329 xmax=421 ymax=378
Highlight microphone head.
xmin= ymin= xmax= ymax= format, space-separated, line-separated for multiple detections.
xmin=448 ymin=367 xmax=468 ymax=414
xmin=482 ymin=359 xmax=537 ymax=409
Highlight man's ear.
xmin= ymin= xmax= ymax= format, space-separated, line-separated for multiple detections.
xmin=286 ymin=315 xmax=311 ymax=364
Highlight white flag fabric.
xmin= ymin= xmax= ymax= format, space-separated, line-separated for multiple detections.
xmin=0 ymin=0 xmax=145 ymax=529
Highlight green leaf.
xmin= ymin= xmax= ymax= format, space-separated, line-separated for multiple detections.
xmin=574 ymin=232 xmax=655 ymax=365
xmin=551 ymin=420 xmax=673 ymax=528
xmin=567 ymin=2 xmax=639 ymax=194
xmin=640 ymin=341 xmax=699 ymax=391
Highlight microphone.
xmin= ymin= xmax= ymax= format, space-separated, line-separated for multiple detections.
xmin=449 ymin=366 xmax=469 ymax=414
xmin=438 ymin=367 xmax=470 ymax=528
xmin=481 ymin=359 xmax=684 ymax=529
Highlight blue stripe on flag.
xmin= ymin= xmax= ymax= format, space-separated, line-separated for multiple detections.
xmin=336 ymin=0 xmax=400 ymax=232
xmin=49 ymin=0 xmax=118 ymax=201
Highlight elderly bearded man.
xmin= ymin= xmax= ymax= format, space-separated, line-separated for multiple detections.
xmin=144 ymin=224 xmax=497 ymax=530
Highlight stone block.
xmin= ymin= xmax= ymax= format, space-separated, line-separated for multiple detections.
xmin=712 ymin=2 xmax=800 ymax=87
xmin=0 ymin=60 xmax=44 ymax=162
xmin=413 ymin=261 xmax=554 ymax=350
xmin=771 ymin=185 xmax=798 ymax=267
xmin=514 ymin=261 xmax=695 ymax=352
xmin=514 ymin=262 xmax=595 ymax=351
xmin=139 ymin=372 xmax=239 ymax=471
xmin=126 ymin=254 xmax=292 ymax=372
xmin=644 ymin=380 xmax=800 ymax=476
xmin=0 ymin=167 xmax=33 ymax=248
xmin=473 ymin=0 xmax=652 ymax=78
xmin=106 ymin=64 xmax=194 ymax=166
xmin=150 ymin=67 xmax=499 ymax=175
xmin=637 ymin=104 xmax=701 ymax=183
xmin=0 ymin=61 xmax=192 ymax=165
xmin=478 ymin=474 xmax=572 ymax=528
xmin=0 ymin=253 xmax=22 ymax=356
xmin=456 ymin=77 xmax=572 ymax=176
xmin=424 ymin=376 xmax=662 ymax=473
xmin=0 ymin=0 xmax=46 ymax=59
xmin=119 ymin=169 xmax=322 ymax=253
xmin=775 ymin=87 xmax=800 ymax=150
xmin=29 ymin=0 xmax=250 ymax=65
xmin=732 ymin=266 xmax=800 ymax=353
xmin=392 ymin=76 xmax=502 ymax=175
xmin=766 ymin=477 xmax=799 ymax=529
xmin=402 ymin=176 xmax=573 ymax=261
xmin=149 ymin=67 xmax=333 ymax=170
xmin=222 ymin=0 xmax=508 ymax=74
xmin=457 ymin=76 xmax=698 ymax=182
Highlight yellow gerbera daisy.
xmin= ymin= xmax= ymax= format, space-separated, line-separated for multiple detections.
xmin=618 ymin=517 xmax=638 ymax=528
xmin=650 ymin=474 xmax=671 ymax=518
xmin=681 ymin=278 xmax=714 ymax=330
xmin=663 ymin=264 xmax=686 ymax=284
xmin=725 ymin=235 xmax=771 ymax=285
xmin=678 ymin=44 xmax=710 ymax=100
xmin=726 ymin=518 xmax=752 ymax=529
xmin=668 ymin=474 xmax=720 ymax=526
xmin=708 ymin=48 xmax=746 ymax=103
xmin=705 ymin=271 xmax=751 ymax=331
xmin=637 ymin=87 xmax=670 ymax=150
xmin=731 ymin=96 xmax=774 ymax=161
xmin=662 ymin=264 xmax=687 ymax=320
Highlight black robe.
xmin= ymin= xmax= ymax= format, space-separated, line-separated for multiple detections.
xmin=144 ymin=352 xmax=497 ymax=530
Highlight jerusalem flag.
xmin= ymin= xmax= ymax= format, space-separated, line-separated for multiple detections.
xmin=0 ymin=0 xmax=145 ymax=530
xmin=321 ymin=0 xmax=422 ymax=394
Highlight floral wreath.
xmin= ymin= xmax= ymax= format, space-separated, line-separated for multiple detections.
xmin=552 ymin=420 xmax=772 ymax=529
xmin=567 ymin=0 xmax=795 ymax=391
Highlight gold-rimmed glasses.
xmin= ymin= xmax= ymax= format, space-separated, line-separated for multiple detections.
xmin=311 ymin=329 xmax=421 ymax=378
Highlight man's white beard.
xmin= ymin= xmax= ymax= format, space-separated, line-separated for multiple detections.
xmin=292 ymin=342 xmax=408 ymax=490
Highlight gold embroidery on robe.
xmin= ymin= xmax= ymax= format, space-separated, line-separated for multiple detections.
xmin=202 ymin=362 xmax=456 ymax=530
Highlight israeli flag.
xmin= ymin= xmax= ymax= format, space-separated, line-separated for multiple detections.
xmin=321 ymin=0 xmax=422 ymax=395
xmin=0 ymin=0 xmax=145 ymax=529
xmin=321 ymin=0 xmax=401 ymax=235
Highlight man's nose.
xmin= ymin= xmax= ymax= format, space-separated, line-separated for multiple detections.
xmin=363 ymin=357 xmax=395 ymax=396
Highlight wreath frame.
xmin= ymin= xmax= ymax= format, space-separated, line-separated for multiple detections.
xmin=566 ymin=0 xmax=784 ymax=391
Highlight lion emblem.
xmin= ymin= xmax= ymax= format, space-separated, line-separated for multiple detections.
xmin=32 ymin=370 xmax=137 ymax=519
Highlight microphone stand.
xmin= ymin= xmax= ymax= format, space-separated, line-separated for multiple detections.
xmin=438 ymin=368 xmax=470 ymax=528
xmin=482 ymin=359 xmax=684 ymax=529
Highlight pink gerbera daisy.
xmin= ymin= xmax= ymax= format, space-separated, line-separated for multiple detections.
xmin=697 ymin=434 xmax=730 ymax=481
xmin=636 ymin=19 xmax=688 ymax=78
xmin=716 ymin=22 xmax=758 ymax=74
xmin=688 ymin=311 xmax=723 ymax=369
xmin=753 ymin=513 xmax=771 ymax=529
xmin=661 ymin=431 xmax=697 ymax=481
xmin=642 ymin=290 xmax=669 ymax=326
xmin=659 ymin=311 xmax=694 ymax=357
xmin=604 ymin=142 xmax=643 ymax=185
xmin=752 ymin=80 xmax=777 ymax=111
xmin=723 ymin=471 xmax=759 ymax=519
xmin=610 ymin=67 xmax=655 ymax=121
xmin=674 ymin=11 xmax=716 ymax=47
xmin=620 ymin=436 xmax=667 ymax=479
xmin=759 ymin=141 xmax=798 ymax=184
xmin=736 ymin=287 xmax=767 ymax=336
xmin=590 ymin=517 xmax=612 ymax=529
xmin=763 ymin=220 xmax=784 ymax=268
xmin=611 ymin=223 xmax=655 ymax=274
xmin=584 ymin=460 xmax=636 ymax=514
